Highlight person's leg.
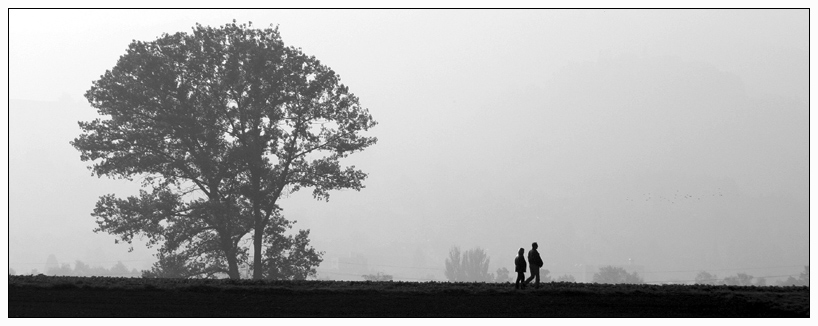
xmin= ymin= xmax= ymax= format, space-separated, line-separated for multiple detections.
xmin=534 ymin=269 xmax=540 ymax=288
xmin=526 ymin=267 xmax=536 ymax=283
xmin=516 ymin=272 xmax=525 ymax=289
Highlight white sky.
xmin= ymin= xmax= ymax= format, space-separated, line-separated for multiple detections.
xmin=5 ymin=7 xmax=815 ymax=283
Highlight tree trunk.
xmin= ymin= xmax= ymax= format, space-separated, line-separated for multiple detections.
xmin=251 ymin=170 xmax=264 ymax=280
xmin=219 ymin=231 xmax=241 ymax=280
xmin=252 ymin=219 xmax=264 ymax=279
xmin=226 ymin=249 xmax=240 ymax=280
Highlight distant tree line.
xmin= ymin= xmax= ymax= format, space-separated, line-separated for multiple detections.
xmin=695 ymin=266 xmax=809 ymax=287
xmin=362 ymin=272 xmax=393 ymax=281
xmin=34 ymin=261 xmax=142 ymax=277
xmin=440 ymin=249 xmax=807 ymax=287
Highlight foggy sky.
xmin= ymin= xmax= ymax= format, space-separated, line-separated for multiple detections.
xmin=7 ymin=9 xmax=811 ymax=283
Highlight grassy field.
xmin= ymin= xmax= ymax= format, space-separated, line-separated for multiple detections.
xmin=8 ymin=275 xmax=809 ymax=317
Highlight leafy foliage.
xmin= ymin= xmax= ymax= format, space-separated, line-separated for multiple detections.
xmin=592 ymin=266 xmax=644 ymax=284
xmin=555 ymin=274 xmax=576 ymax=283
xmin=256 ymin=214 xmax=323 ymax=280
xmin=444 ymin=246 xmax=492 ymax=282
xmin=71 ymin=21 xmax=375 ymax=279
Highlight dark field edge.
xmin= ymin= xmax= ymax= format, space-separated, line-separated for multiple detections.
xmin=8 ymin=275 xmax=809 ymax=317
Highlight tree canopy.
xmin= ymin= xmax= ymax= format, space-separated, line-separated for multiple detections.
xmin=72 ymin=21 xmax=377 ymax=279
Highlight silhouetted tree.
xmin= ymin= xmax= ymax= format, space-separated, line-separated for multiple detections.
xmin=555 ymin=274 xmax=576 ymax=282
xmin=592 ymin=266 xmax=644 ymax=284
xmin=444 ymin=246 xmax=492 ymax=282
xmin=72 ymin=21 xmax=376 ymax=279
xmin=694 ymin=271 xmax=719 ymax=285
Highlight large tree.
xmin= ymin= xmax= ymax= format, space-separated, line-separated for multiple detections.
xmin=72 ymin=21 xmax=377 ymax=279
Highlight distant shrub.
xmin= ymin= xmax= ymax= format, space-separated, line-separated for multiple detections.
xmin=694 ymin=271 xmax=719 ymax=285
xmin=774 ymin=267 xmax=808 ymax=287
xmin=723 ymin=273 xmax=754 ymax=286
xmin=494 ymin=267 xmax=511 ymax=283
xmin=593 ymin=266 xmax=644 ymax=284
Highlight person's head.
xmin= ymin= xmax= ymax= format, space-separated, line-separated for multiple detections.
xmin=531 ymin=242 xmax=538 ymax=250
xmin=518 ymin=248 xmax=525 ymax=256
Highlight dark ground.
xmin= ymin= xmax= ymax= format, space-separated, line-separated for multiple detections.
xmin=8 ymin=276 xmax=809 ymax=317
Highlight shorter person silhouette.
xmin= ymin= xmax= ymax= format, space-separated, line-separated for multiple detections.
xmin=515 ymin=248 xmax=527 ymax=289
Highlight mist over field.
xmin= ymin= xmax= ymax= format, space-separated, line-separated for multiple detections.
xmin=7 ymin=9 xmax=810 ymax=285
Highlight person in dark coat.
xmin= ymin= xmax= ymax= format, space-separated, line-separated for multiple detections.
xmin=515 ymin=248 xmax=527 ymax=289
xmin=525 ymin=242 xmax=544 ymax=289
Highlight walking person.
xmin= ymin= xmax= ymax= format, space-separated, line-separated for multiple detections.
xmin=525 ymin=242 xmax=543 ymax=289
xmin=515 ymin=248 xmax=527 ymax=289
